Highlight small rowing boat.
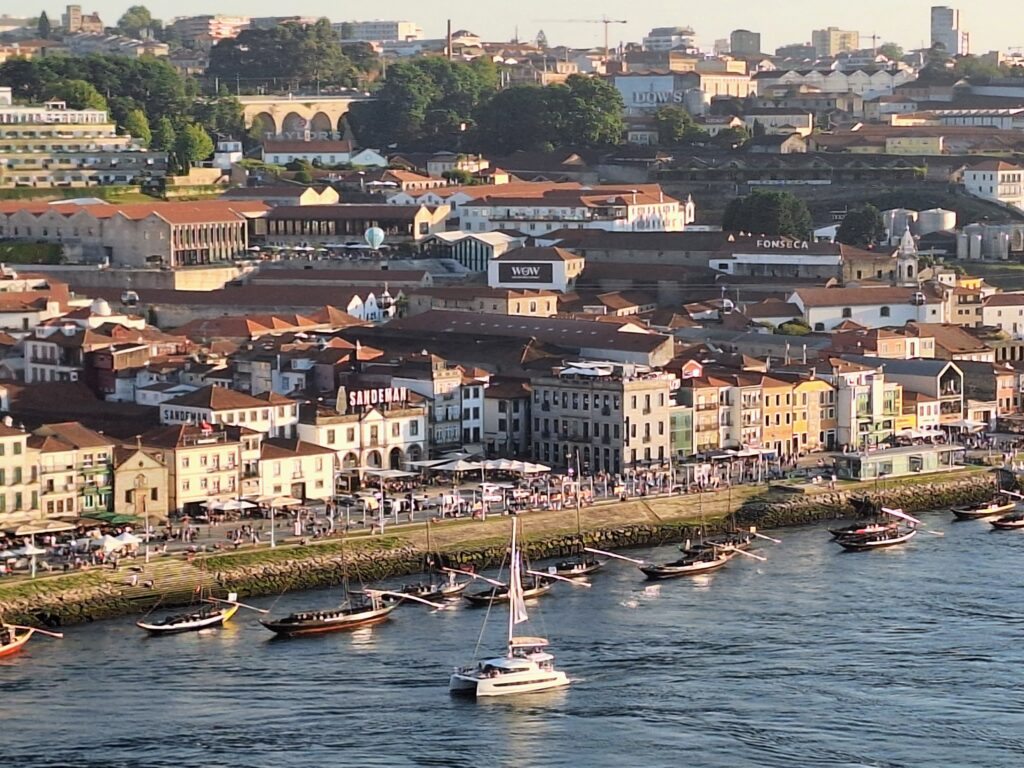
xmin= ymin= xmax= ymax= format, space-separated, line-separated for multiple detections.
xmin=0 ymin=622 xmax=63 ymax=658
xmin=991 ymin=511 xmax=1024 ymax=530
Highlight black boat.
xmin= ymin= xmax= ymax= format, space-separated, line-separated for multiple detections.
xmin=464 ymin=575 xmax=553 ymax=606
xmin=991 ymin=511 xmax=1024 ymax=530
xmin=836 ymin=525 xmax=916 ymax=551
xmin=397 ymin=577 xmax=468 ymax=602
xmin=639 ymin=548 xmax=731 ymax=580
xmin=549 ymin=553 xmax=604 ymax=578
xmin=260 ymin=592 xmax=397 ymax=636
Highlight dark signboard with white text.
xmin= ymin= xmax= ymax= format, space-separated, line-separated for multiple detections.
xmin=498 ymin=262 xmax=553 ymax=283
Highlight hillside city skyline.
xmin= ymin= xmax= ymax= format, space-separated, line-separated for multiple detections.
xmin=21 ymin=1 xmax=1016 ymax=54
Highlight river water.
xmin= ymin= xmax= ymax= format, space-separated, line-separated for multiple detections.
xmin=3 ymin=513 xmax=1023 ymax=768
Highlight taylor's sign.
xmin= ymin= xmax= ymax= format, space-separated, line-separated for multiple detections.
xmin=265 ymin=130 xmax=346 ymax=142
xmin=348 ymin=387 xmax=408 ymax=409
xmin=498 ymin=262 xmax=553 ymax=283
xmin=755 ymin=239 xmax=811 ymax=250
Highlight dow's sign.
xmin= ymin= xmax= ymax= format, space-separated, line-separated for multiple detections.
xmin=498 ymin=263 xmax=553 ymax=283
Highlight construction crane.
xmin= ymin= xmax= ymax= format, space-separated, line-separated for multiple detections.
xmin=859 ymin=33 xmax=879 ymax=53
xmin=537 ymin=16 xmax=627 ymax=63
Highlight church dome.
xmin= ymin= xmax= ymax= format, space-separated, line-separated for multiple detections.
xmin=90 ymin=298 xmax=112 ymax=316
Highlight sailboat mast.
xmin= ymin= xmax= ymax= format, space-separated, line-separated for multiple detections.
xmin=507 ymin=518 xmax=518 ymax=653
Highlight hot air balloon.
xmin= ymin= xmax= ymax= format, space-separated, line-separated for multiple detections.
xmin=364 ymin=227 xmax=385 ymax=251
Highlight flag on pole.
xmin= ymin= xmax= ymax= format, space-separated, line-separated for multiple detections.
xmin=510 ymin=551 xmax=529 ymax=626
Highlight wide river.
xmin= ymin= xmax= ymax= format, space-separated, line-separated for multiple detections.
xmin=3 ymin=512 xmax=1023 ymax=767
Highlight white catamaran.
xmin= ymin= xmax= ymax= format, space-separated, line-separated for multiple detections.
xmin=449 ymin=519 xmax=570 ymax=698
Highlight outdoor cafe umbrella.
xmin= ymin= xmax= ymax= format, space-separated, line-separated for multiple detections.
xmin=115 ymin=531 xmax=142 ymax=547
xmin=433 ymin=459 xmax=483 ymax=473
xmin=100 ymin=534 xmax=127 ymax=553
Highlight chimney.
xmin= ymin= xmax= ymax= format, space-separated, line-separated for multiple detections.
xmin=447 ymin=19 xmax=453 ymax=61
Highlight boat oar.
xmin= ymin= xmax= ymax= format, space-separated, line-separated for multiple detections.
xmin=526 ymin=569 xmax=592 ymax=588
xmin=1000 ymin=489 xmax=1024 ymax=500
xmin=583 ymin=547 xmax=647 ymax=565
xmin=204 ymin=597 xmax=269 ymax=614
xmin=737 ymin=529 xmax=782 ymax=544
xmin=709 ymin=543 xmax=768 ymax=561
xmin=365 ymin=589 xmax=446 ymax=610
xmin=440 ymin=567 xmax=505 ymax=587
xmin=918 ymin=528 xmax=946 ymax=537
xmin=5 ymin=624 xmax=63 ymax=639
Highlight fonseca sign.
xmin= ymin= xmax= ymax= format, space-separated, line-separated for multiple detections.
xmin=755 ymin=239 xmax=811 ymax=250
xmin=498 ymin=262 xmax=554 ymax=284
xmin=348 ymin=386 xmax=409 ymax=409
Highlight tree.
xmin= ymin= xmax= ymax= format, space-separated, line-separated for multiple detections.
xmin=559 ymin=74 xmax=624 ymax=147
xmin=954 ymin=55 xmax=1002 ymax=80
xmin=37 ymin=11 xmax=51 ymax=39
xmin=777 ymin=320 xmax=812 ymax=336
xmin=836 ymin=205 xmax=886 ymax=248
xmin=348 ymin=58 xmax=497 ymax=149
xmin=123 ymin=109 xmax=152 ymax=145
xmin=655 ymin=105 xmax=694 ymax=144
xmin=722 ymin=190 xmax=812 ymax=239
xmin=117 ymin=5 xmax=157 ymax=38
xmin=190 ymin=96 xmax=244 ymax=139
xmin=151 ymin=116 xmax=176 ymax=151
xmin=53 ymin=80 xmax=108 ymax=111
xmin=712 ymin=125 xmax=751 ymax=149
xmin=878 ymin=42 xmax=903 ymax=61
xmin=208 ymin=20 xmax=370 ymax=91
xmin=174 ymin=123 xmax=215 ymax=169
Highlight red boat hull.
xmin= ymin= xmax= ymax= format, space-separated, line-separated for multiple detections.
xmin=0 ymin=630 xmax=33 ymax=658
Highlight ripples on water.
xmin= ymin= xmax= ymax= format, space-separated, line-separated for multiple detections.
xmin=3 ymin=515 xmax=1024 ymax=767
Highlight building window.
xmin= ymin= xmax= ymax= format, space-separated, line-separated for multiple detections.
xmin=880 ymin=306 xmax=890 ymax=317
xmin=841 ymin=307 xmax=852 ymax=318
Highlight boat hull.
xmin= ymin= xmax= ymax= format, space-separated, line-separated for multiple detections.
xmin=136 ymin=604 xmax=238 ymax=635
xmin=449 ymin=669 xmax=570 ymax=697
xmin=0 ymin=629 xmax=33 ymax=658
xmin=952 ymin=503 xmax=1015 ymax=520
xmin=464 ymin=582 xmax=552 ymax=606
xmin=640 ymin=556 xmax=729 ymax=580
xmin=837 ymin=529 xmax=917 ymax=551
xmin=991 ymin=517 xmax=1024 ymax=530
xmin=260 ymin=603 xmax=397 ymax=636
xmin=550 ymin=558 xmax=604 ymax=578
xmin=829 ymin=522 xmax=887 ymax=538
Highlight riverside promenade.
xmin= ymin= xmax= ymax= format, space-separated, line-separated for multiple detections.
xmin=0 ymin=468 xmax=1000 ymax=626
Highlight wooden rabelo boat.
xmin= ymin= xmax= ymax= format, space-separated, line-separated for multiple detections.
xmin=951 ymin=500 xmax=1016 ymax=521
xmin=260 ymin=592 xmax=397 ymax=636
xmin=639 ymin=548 xmax=732 ymax=580
xmin=464 ymin=574 xmax=553 ymax=606
xmin=396 ymin=521 xmax=469 ymax=601
xmin=137 ymin=591 xmax=241 ymax=636
xmin=835 ymin=507 xmax=922 ymax=551
xmin=829 ymin=497 xmax=888 ymax=538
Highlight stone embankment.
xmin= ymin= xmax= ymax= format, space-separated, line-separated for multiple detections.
xmin=0 ymin=472 xmax=1003 ymax=627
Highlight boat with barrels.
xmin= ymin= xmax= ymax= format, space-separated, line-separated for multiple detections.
xmin=260 ymin=591 xmax=397 ymax=636
xmin=951 ymin=500 xmax=1016 ymax=521
xmin=549 ymin=553 xmax=603 ymax=579
xmin=829 ymin=496 xmax=888 ymax=538
xmin=835 ymin=507 xmax=922 ymax=551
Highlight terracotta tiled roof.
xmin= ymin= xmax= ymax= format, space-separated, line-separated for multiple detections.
xmin=164 ymin=385 xmax=267 ymax=411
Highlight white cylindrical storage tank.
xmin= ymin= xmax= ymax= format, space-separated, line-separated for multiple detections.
xmin=969 ymin=234 xmax=983 ymax=260
xmin=918 ymin=208 xmax=956 ymax=235
xmin=996 ymin=232 xmax=1011 ymax=260
xmin=957 ymin=232 xmax=969 ymax=259
xmin=882 ymin=208 xmax=917 ymax=242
